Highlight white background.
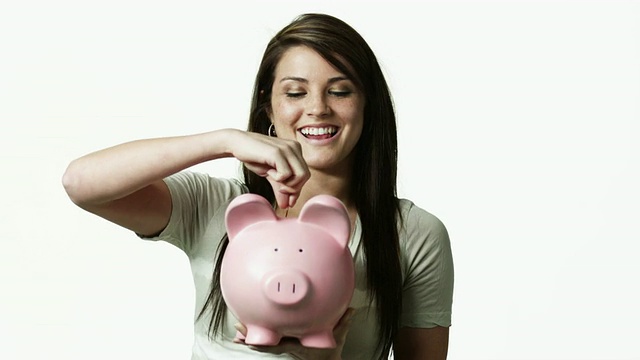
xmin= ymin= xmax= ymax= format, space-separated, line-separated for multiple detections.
xmin=1 ymin=1 xmax=639 ymax=359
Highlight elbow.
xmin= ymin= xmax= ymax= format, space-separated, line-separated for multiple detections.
xmin=61 ymin=160 xmax=88 ymax=206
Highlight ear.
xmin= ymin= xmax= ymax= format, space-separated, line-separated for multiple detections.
xmin=298 ymin=195 xmax=351 ymax=249
xmin=225 ymin=194 xmax=277 ymax=241
xmin=264 ymin=98 xmax=272 ymax=121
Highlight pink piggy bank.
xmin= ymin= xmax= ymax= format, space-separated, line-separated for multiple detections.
xmin=221 ymin=193 xmax=355 ymax=348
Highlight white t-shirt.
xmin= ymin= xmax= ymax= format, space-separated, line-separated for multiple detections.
xmin=145 ymin=171 xmax=454 ymax=359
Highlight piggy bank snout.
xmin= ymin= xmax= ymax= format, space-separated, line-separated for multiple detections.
xmin=262 ymin=270 xmax=310 ymax=306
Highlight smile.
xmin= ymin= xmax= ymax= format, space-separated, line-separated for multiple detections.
xmin=299 ymin=126 xmax=338 ymax=139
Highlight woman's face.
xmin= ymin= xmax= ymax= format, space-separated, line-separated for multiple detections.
xmin=269 ymin=45 xmax=365 ymax=173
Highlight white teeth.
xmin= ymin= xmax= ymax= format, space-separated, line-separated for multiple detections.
xmin=301 ymin=127 xmax=337 ymax=136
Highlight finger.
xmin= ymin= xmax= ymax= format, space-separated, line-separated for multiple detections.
xmin=264 ymin=164 xmax=307 ymax=195
xmin=280 ymin=170 xmax=309 ymax=194
xmin=245 ymin=160 xmax=298 ymax=210
xmin=267 ymin=148 xmax=294 ymax=182
xmin=241 ymin=145 xmax=293 ymax=182
xmin=343 ymin=307 xmax=356 ymax=322
xmin=277 ymin=163 xmax=309 ymax=201
xmin=266 ymin=168 xmax=279 ymax=179
xmin=333 ymin=308 xmax=357 ymax=340
xmin=233 ymin=323 xmax=248 ymax=344
xmin=272 ymin=141 xmax=309 ymax=189
xmin=253 ymin=139 xmax=309 ymax=191
xmin=234 ymin=323 xmax=248 ymax=335
xmin=248 ymin=338 xmax=301 ymax=355
xmin=266 ymin=177 xmax=299 ymax=210
xmin=243 ymin=162 xmax=274 ymax=178
xmin=280 ymin=152 xmax=309 ymax=189
xmin=340 ymin=308 xmax=356 ymax=326
xmin=271 ymin=189 xmax=291 ymax=210
xmin=286 ymin=139 xmax=307 ymax=171
xmin=236 ymin=133 xmax=303 ymax=183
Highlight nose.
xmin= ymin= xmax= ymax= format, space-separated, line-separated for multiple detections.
xmin=262 ymin=270 xmax=310 ymax=306
xmin=306 ymin=93 xmax=330 ymax=117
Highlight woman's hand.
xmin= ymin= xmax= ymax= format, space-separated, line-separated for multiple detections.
xmin=234 ymin=308 xmax=356 ymax=360
xmin=229 ymin=130 xmax=310 ymax=209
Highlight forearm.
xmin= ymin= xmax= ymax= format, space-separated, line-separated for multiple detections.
xmin=394 ymin=327 xmax=449 ymax=360
xmin=62 ymin=129 xmax=237 ymax=206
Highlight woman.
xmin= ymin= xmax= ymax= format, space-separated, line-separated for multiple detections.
xmin=62 ymin=13 xmax=454 ymax=360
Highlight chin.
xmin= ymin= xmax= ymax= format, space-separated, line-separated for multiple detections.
xmin=305 ymin=156 xmax=352 ymax=173
xmin=303 ymin=156 xmax=332 ymax=169
xmin=305 ymin=161 xmax=332 ymax=171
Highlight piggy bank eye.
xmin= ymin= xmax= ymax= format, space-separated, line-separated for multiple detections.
xmin=274 ymin=248 xmax=278 ymax=252
xmin=298 ymin=249 xmax=303 ymax=253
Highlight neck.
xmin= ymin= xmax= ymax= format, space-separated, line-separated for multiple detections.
xmin=300 ymin=168 xmax=352 ymax=207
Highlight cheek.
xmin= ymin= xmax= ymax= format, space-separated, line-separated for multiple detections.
xmin=351 ymin=118 xmax=364 ymax=145
xmin=271 ymin=100 xmax=302 ymax=125
xmin=349 ymin=109 xmax=365 ymax=146
xmin=344 ymin=102 xmax=365 ymax=132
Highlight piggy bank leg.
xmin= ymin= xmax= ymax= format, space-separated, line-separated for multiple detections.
xmin=244 ymin=325 xmax=282 ymax=346
xmin=299 ymin=331 xmax=336 ymax=349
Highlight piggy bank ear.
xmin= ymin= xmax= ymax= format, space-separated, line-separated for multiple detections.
xmin=298 ymin=195 xmax=351 ymax=249
xmin=225 ymin=194 xmax=277 ymax=241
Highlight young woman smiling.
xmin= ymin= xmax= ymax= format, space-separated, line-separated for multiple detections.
xmin=63 ymin=13 xmax=454 ymax=360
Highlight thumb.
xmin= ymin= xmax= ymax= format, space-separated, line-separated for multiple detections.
xmin=335 ymin=308 xmax=357 ymax=333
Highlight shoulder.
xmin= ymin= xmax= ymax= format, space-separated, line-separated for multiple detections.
xmin=396 ymin=198 xmax=454 ymax=327
xmin=397 ymin=198 xmax=449 ymax=242
xmin=396 ymin=198 xmax=452 ymax=270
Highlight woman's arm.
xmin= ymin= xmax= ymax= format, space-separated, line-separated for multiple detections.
xmin=394 ymin=326 xmax=449 ymax=360
xmin=62 ymin=130 xmax=233 ymax=236
xmin=62 ymin=128 xmax=309 ymax=236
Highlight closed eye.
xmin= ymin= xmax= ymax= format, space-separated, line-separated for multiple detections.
xmin=286 ymin=92 xmax=306 ymax=98
xmin=329 ymin=90 xmax=351 ymax=97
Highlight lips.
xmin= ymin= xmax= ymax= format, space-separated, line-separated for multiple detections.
xmin=299 ymin=126 xmax=338 ymax=140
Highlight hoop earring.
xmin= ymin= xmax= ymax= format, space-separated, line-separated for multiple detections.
xmin=268 ymin=123 xmax=276 ymax=137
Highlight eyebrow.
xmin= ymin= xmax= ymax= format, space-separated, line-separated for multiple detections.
xmin=279 ymin=76 xmax=350 ymax=84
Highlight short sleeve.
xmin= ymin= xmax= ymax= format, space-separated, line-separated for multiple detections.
xmin=143 ymin=171 xmax=247 ymax=256
xmin=399 ymin=200 xmax=454 ymax=328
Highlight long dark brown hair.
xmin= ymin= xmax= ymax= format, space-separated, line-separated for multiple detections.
xmin=198 ymin=13 xmax=402 ymax=358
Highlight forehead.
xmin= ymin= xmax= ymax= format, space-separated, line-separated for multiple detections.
xmin=274 ymin=45 xmax=350 ymax=81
